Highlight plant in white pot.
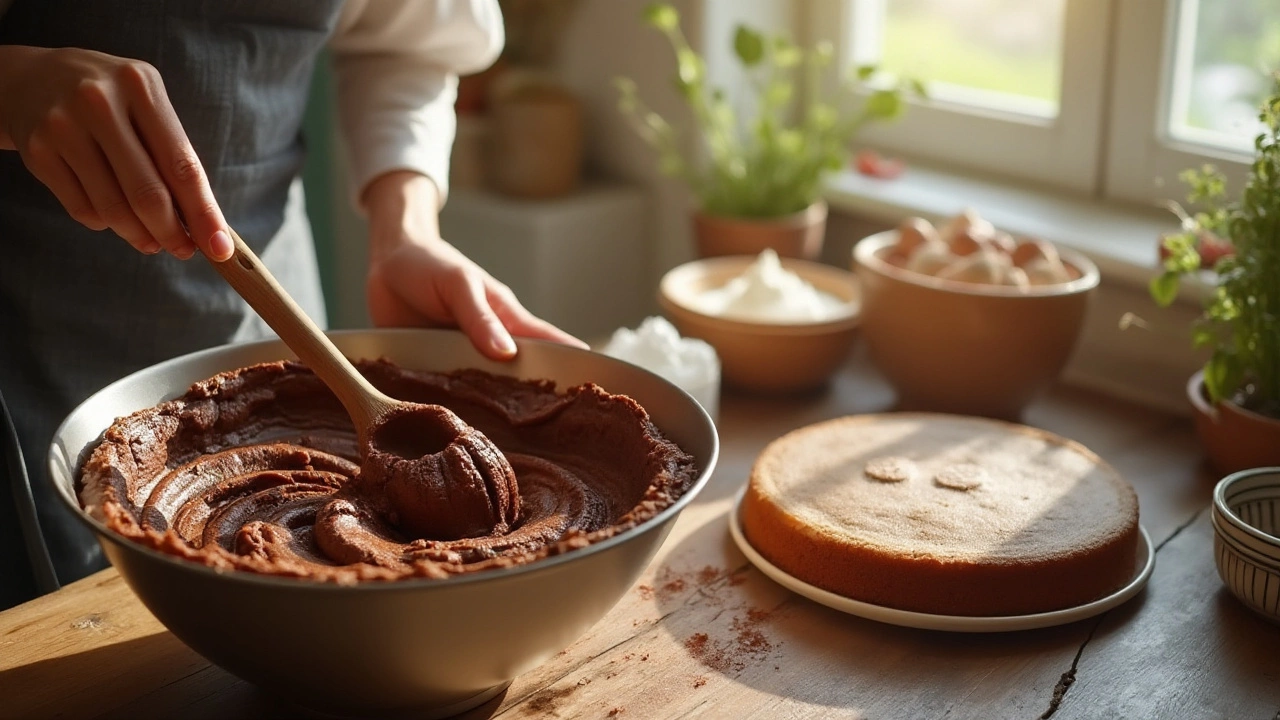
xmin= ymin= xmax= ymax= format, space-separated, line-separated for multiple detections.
xmin=1151 ymin=74 xmax=1280 ymax=475
xmin=615 ymin=3 xmax=918 ymax=260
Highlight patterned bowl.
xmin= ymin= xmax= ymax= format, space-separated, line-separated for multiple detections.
xmin=1211 ymin=467 xmax=1280 ymax=622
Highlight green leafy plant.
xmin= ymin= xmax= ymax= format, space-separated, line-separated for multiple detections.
xmin=1151 ymin=73 xmax=1280 ymax=417
xmin=614 ymin=3 xmax=921 ymax=219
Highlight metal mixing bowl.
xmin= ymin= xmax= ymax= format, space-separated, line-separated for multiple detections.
xmin=48 ymin=329 xmax=719 ymax=717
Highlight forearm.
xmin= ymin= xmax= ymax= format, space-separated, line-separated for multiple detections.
xmin=362 ymin=170 xmax=444 ymax=262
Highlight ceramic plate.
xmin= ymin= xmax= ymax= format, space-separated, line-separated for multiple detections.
xmin=729 ymin=490 xmax=1155 ymax=632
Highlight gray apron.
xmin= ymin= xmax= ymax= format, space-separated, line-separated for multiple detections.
xmin=0 ymin=0 xmax=340 ymax=596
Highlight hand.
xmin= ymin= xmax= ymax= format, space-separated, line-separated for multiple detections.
xmin=0 ymin=45 xmax=233 ymax=260
xmin=363 ymin=172 xmax=586 ymax=360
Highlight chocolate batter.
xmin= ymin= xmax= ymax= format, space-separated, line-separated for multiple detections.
xmin=77 ymin=360 xmax=699 ymax=583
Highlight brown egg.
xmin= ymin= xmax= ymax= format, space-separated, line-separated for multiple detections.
xmin=894 ymin=217 xmax=940 ymax=258
xmin=903 ymin=238 xmax=956 ymax=276
xmin=1011 ymin=238 xmax=1062 ymax=269
xmin=989 ymin=231 xmax=1018 ymax=255
xmin=948 ymin=228 xmax=986 ymax=256
xmin=936 ymin=248 xmax=1010 ymax=285
xmin=1005 ymin=266 xmax=1031 ymax=290
xmin=939 ymin=208 xmax=995 ymax=245
xmin=1023 ymin=256 xmax=1072 ymax=285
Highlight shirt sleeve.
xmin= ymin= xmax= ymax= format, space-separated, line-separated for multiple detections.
xmin=329 ymin=0 xmax=504 ymax=210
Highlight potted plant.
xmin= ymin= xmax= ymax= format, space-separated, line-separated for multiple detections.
xmin=1151 ymin=74 xmax=1280 ymax=475
xmin=615 ymin=4 xmax=918 ymax=260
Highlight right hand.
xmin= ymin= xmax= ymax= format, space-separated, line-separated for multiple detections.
xmin=0 ymin=46 xmax=233 ymax=260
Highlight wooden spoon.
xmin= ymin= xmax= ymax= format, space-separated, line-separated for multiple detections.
xmin=207 ymin=229 xmax=519 ymax=538
xmin=209 ymin=229 xmax=400 ymax=447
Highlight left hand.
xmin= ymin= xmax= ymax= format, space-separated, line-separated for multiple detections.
xmin=363 ymin=171 xmax=585 ymax=360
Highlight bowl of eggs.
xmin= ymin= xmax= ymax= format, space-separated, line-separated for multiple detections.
xmin=659 ymin=250 xmax=860 ymax=394
xmin=852 ymin=211 xmax=1099 ymax=419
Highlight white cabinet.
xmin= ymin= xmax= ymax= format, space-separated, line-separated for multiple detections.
xmin=440 ymin=184 xmax=653 ymax=340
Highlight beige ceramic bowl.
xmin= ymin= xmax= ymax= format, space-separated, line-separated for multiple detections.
xmin=853 ymin=230 xmax=1099 ymax=419
xmin=658 ymin=255 xmax=860 ymax=393
xmin=1212 ymin=467 xmax=1280 ymax=623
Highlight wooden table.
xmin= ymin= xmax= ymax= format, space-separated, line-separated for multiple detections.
xmin=4 ymin=352 xmax=1279 ymax=720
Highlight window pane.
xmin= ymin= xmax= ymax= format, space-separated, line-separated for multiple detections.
xmin=1168 ymin=0 xmax=1280 ymax=151
xmin=873 ymin=0 xmax=1065 ymax=118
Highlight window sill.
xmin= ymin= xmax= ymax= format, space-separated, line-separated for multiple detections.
xmin=823 ymin=164 xmax=1209 ymax=417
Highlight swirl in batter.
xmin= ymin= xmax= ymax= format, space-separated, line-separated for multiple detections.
xmin=78 ymin=359 xmax=699 ymax=583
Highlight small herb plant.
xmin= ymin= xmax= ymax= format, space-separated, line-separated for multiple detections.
xmin=1151 ymin=74 xmax=1280 ymax=417
xmin=614 ymin=3 xmax=920 ymax=219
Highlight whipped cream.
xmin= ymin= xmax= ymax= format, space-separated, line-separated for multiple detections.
xmin=600 ymin=317 xmax=720 ymax=420
xmin=693 ymin=250 xmax=850 ymax=323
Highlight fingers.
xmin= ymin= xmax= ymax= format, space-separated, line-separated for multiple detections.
xmin=122 ymin=64 xmax=230 ymax=261
xmin=487 ymin=283 xmax=588 ymax=349
xmin=44 ymin=105 xmax=166 ymax=255
xmin=11 ymin=52 xmax=229 ymax=260
xmin=18 ymin=133 xmax=110 ymax=235
xmin=368 ymin=244 xmax=586 ymax=360
xmin=441 ymin=268 xmax=519 ymax=360
xmin=83 ymin=76 xmax=195 ymax=258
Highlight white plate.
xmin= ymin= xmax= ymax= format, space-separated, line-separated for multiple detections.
xmin=729 ymin=490 xmax=1155 ymax=632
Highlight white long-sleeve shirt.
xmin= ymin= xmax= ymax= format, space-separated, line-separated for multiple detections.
xmin=330 ymin=0 xmax=504 ymax=209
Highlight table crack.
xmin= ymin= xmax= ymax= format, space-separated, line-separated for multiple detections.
xmin=1038 ymin=616 xmax=1101 ymax=719
xmin=1153 ymin=506 xmax=1205 ymax=553
xmin=1038 ymin=506 xmax=1203 ymax=719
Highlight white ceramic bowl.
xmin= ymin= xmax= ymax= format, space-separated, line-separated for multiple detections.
xmin=1212 ymin=467 xmax=1280 ymax=622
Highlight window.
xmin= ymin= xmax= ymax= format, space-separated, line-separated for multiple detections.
xmin=875 ymin=0 xmax=1065 ymax=119
xmin=1168 ymin=0 xmax=1280 ymax=152
xmin=811 ymin=0 xmax=1280 ymax=205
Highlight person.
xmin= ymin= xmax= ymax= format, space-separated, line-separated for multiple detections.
xmin=0 ymin=0 xmax=583 ymax=609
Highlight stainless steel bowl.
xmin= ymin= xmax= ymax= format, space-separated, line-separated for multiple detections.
xmin=48 ymin=329 xmax=719 ymax=717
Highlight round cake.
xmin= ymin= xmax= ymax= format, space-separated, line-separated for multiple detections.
xmin=740 ymin=413 xmax=1140 ymax=616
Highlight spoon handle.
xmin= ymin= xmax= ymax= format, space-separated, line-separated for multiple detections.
xmin=208 ymin=229 xmax=391 ymax=432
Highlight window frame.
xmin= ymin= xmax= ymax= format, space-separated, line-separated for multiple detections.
xmin=1102 ymin=0 xmax=1252 ymax=206
xmin=809 ymin=0 xmax=1256 ymax=203
xmin=809 ymin=0 xmax=1113 ymax=195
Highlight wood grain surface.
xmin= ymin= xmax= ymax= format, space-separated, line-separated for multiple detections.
xmin=3 ymin=351 xmax=1278 ymax=720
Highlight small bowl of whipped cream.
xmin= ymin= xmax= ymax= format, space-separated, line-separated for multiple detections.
xmin=658 ymin=250 xmax=860 ymax=393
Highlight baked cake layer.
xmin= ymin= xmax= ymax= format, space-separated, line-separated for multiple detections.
xmin=741 ymin=413 xmax=1139 ymax=616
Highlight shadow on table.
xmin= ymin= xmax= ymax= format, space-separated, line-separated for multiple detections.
xmin=0 ymin=625 xmax=517 ymax=720
xmin=1209 ymin=589 xmax=1280 ymax=697
xmin=0 ymin=630 xmax=293 ymax=720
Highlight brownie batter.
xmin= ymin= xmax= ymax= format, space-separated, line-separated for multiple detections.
xmin=361 ymin=403 xmax=520 ymax=542
xmin=77 ymin=360 xmax=699 ymax=583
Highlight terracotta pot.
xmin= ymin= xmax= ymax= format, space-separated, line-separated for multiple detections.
xmin=692 ymin=201 xmax=827 ymax=261
xmin=1188 ymin=370 xmax=1280 ymax=476
xmin=486 ymin=82 xmax=583 ymax=199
